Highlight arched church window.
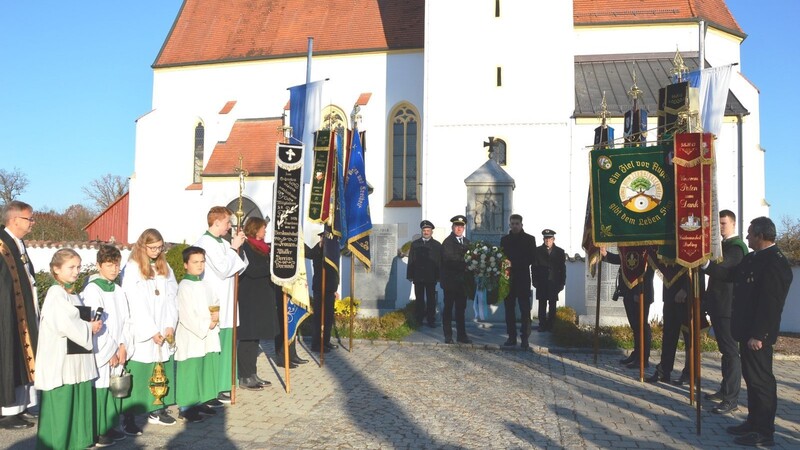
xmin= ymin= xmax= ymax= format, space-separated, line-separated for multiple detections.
xmin=320 ymin=105 xmax=348 ymax=133
xmin=388 ymin=103 xmax=420 ymax=205
xmin=493 ymin=138 xmax=507 ymax=166
xmin=193 ymin=122 xmax=204 ymax=184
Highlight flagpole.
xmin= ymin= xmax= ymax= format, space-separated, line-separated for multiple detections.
xmin=320 ymin=236 xmax=326 ymax=367
xmin=350 ymin=255 xmax=355 ymax=351
xmin=283 ymin=291 xmax=291 ymax=393
xmin=231 ymin=156 xmax=248 ymax=405
xmin=688 ymin=271 xmax=696 ymax=405
xmin=638 ymin=270 xmax=645 ymax=383
xmin=592 ymin=261 xmax=602 ymax=365
xmin=692 ymin=267 xmax=702 ymax=435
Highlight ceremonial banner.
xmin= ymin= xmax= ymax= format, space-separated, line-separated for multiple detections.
xmin=308 ymin=130 xmax=333 ymax=223
xmin=590 ymin=145 xmax=675 ymax=246
xmin=648 ymin=252 xmax=689 ymax=288
xmin=701 ymin=133 xmax=714 ymax=259
xmin=673 ymin=133 xmax=712 ymax=267
xmin=288 ymin=81 xmax=324 ymax=183
xmin=618 ymin=246 xmax=653 ymax=289
xmin=281 ymin=237 xmax=312 ymax=340
xmin=344 ymin=128 xmax=372 ymax=269
xmin=584 ymin=126 xmax=615 ymax=276
xmin=624 ymin=109 xmax=648 ymax=146
xmin=271 ymin=143 xmax=304 ymax=284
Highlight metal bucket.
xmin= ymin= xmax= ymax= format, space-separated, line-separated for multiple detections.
xmin=109 ymin=367 xmax=132 ymax=399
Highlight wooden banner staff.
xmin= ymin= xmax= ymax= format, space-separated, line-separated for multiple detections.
xmin=692 ymin=267 xmax=702 ymax=435
xmin=638 ymin=268 xmax=646 ymax=382
xmin=350 ymin=256 xmax=355 ymax=351
xmin=687 ymin=273 xmax=695 ymax=406
xmin=320 ymin=237 xmax=327 ymax=367
xmin=231 ymin=155 xmax=248 ymax=405
xmin=592 ymin=261 xmax=603 ymax=365
xmin=283 ymin=291 xmax=291 ymax=393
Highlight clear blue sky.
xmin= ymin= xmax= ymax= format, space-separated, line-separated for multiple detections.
xmin=1 ymin=1 xmax=797 ymax=227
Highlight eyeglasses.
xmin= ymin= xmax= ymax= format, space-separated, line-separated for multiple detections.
xmin=146 ymin=245 xmax=164 ymax=252
xmin=16 ymin=216 xmax=35 ymax=223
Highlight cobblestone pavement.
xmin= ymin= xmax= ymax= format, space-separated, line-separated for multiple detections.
xmin=4 ymin=322 xmax=800 ymax=449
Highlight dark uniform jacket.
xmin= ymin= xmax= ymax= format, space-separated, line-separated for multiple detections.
xmin=532 ymin=244 xmax=567 ymax=300
xmin=706 ymin=244 xmax=793 ymax=345
xmin=406 ymin=237 xmax=442 ymax=284
xmin=305 ymin=242 xmax=340 ymax=293
xmin=604 ymin=251 xmax=655 ymax=303
xmin=702 ymin=236 xmax=747 ymax=318
xmin=238 ymin=241 xmax=278 ymax=340
xmin=500 ymin=230 xmax=536 ymax=294
xmin=440 ymin=233 xmax=469 ymax=293
xmin=0 ymin=226 xmax=39 ymax=407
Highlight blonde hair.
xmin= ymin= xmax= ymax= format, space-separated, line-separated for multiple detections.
xmin=49 ymin=248 xmax=81 ymax=281
xmin=130 ymin=228 xmax=169 ymax=278
xmin=207 ymin=206 xmax=232 ymax=227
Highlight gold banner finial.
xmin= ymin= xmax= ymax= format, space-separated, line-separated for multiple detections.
xmin=233 ymin=155 xmax=249 ymax=228
xmin=599 ymin=91 xmax=609 ymax=126
xmin=672 ymin=47 xmax=688 ymax=82
xmin=627 ymin=63 xmax=643 ymax=102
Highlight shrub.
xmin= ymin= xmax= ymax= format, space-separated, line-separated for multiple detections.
xmin=334 ymin=296 xmax=360 ymax=318
xmin=165 ymin=243 xmax=189 ymax=282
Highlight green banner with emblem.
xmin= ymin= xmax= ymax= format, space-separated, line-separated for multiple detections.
xmin=590 ymin=145 xmax=675 ymax=246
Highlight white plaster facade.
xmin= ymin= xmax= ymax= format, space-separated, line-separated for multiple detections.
xmin=128 ymin=4 xmax=764 ymax=315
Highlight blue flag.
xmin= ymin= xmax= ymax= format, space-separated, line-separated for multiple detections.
xmin=344 ymin=128 xmax=372 ymax=269
xmin=332 ymin=130 xmax=348 ymax=248
xmin=288 ymin=80 xmax=324 ymax=183
xmin=286 ymin=301 xmax=309 ymax=342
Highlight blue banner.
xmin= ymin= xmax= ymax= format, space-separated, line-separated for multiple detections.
xmin=344 ymin=128 xmax=372 ymax=269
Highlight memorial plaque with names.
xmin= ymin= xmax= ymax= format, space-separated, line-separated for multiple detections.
xmin=271 ymin=143 xmax=304 ymax=284
xmin=355 ymin=224 xmax=398 ymax=311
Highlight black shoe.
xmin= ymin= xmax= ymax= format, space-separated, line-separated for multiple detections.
xmin=671 ymin=372 xmax=690 ymax=386
xmin=196 ymin=404 xmax=218 ymax=416
xmin=239 ymin=376 xmax=264 ymax=391
xmin=147 ymin=409 xmax=177 ymax=426
xmin=444 ymin=338 xmax=454 ymax=344
xmin=0 ymin=415 xmax=35 ymax=429
xmin=537 ymin=326 xmax=547 ymax=333
xmin=324 ymin=342 xmax=338 ymax=350
xmin=626 ymin=360 xmax=650 ymax=369
xmin=727 ymin=422 xmax=755 ymax=436
xmin=95 ymin=434 xmax=116 ymax=447
xmin=645 ymin=369 xmax=670 ymax=384
xmin=217 ymin=392 xmax=232 ymax=404
xmin=704 ymin=391 xmax=724 ymax=401
xmin=18 ymin=410 xmax=37 ymax=421
xmin=290 ymin=355 xmax=309 ymax=365
xmin=253 ymin=374 xmax=272 ymax=386
xmin=204 ymin=398 xmax=224 ymax=409
xmin=712 ymin=400 xmax=739 ymax=414
xmin=520 ymin=340 xmax=530 ymax=350
xmin=733 ymin=432 xmax=774 ymax=447
xmin=619 ymin=355 xmax=635 ymax=365
xmin=276 ymin=358 xmax=299 ymax=368
xmin=106 ymin=428 xmax=126 ymax=442
xmin=122 ymin=416 xmax=143 ymax=436
xmin=178 ymin=407 xmax=204 ymax=423
xmin=457 ymin=338 xmax=472 ymax=344
xmin=502 ymin=339 xmax=516 ymax=347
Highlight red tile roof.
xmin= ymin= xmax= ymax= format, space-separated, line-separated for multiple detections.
xmin=219 ymin=100 xmax=237 ymax=114
xmin=155 ymin=1 xmax=743 ymax=67
xmin=154 ymin=0 xmax=425 ymax=68
xmin=356 ymin=92 xmax=372 ymax=106
xmin=573 ymin=0 xmax=742 ymax=35
xmin=202 ymin=118 xmax=283 ymax=177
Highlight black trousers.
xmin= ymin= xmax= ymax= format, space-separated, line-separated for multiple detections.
xmin=505 ymin=289 xmax=531 ymax=339
xmin=623 ymin=295 xmax=651 ymax=360
xmin=537 ymin=298 xmax=557 ymax=329
xmin=659 ymin=300 xmax=689 ymax=375
xmin=413 ymin=282 xmax=437 ymax=324
xmin=237 ymin=339 xmax=259 ymax=377
xmin=442 ymin=289 xmax=467 ymax=341
xmin=312 ymin=290 xmax=336 ymax=348
xmin=711 ymin=313 xmax=741 ymax=402
xmin=740 ymin=342 xmax=777 ymax=437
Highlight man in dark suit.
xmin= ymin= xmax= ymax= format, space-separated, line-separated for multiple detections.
xmin=500 ymin=214 xmax=536 ymax=348
xmin=0 ymin=201 xmax=39 ymax=429
xmin=407 ymin=220 xmax=442 ymax=328
xmin=646 ymin=270 xmax=690 ymax=385
xmin=702 ymin=209 xmax=748 ymax=414
xmin=440 ymin=215 xmax=471 ymax=344
xmin=305 ymin=230 xmax=340 ymax=352
xmin=601 ymin=246 xmax=655 ymax=369
xmin=705 ymin=216 xmax=793 ymax=447
xmin=532 ymin=229 xmax=566 ymax=333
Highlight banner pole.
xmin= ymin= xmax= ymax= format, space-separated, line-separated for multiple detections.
xmin=320 ymin=237 xmax=326 ymax=367
xmin=638 ymin=269 xmax=645 ymax=382
xmin=283 ymin=291 xmax=291 ymax=393
xmin=350 ymin=256 xmax=355 ymax=351
xmin=688 ymin=270 xmax=695 ymax=405
xmin=693 ymin=267 xmax=702 ymax=435
xmin=593 ymin=261 xmax=603 ymax=365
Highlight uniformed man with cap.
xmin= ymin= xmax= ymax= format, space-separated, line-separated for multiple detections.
xmin=531 ymin=229 xmax=566 ymax=332
xmin=499 ymin=214 xmax=537 ymax=348
xmin=439 ymin=215 xmax=471 ymax=344
xmin=407 ymin=220 xmax=442 ymax=327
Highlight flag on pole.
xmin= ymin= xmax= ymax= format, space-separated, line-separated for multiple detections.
xmin=344 ymin=128 xmax=372 ymax=269
xmin=332 ymin=129 xmax=348 ymax=245
xmin=282 ymin=236 xmax=312 ymax=341
xmin=288 ymin=80 xmax=325 ymax=183
xmin=682 ymin=65 xmax=733 ymax=137
xmin=584 ymin=125 xmax=614 ymax=276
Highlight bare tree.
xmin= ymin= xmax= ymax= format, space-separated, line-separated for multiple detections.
xmin=0 ymin=168 xmax=30 ymax=206
xmin=82 ymin=174 xmax=128 ymax=212
xmin=777 ymin=215 xmax=800 ymax=265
